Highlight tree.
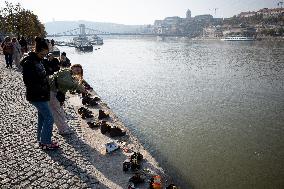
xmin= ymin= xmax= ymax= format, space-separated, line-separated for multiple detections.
xmin=0 ymin=1 xmax=46 ymax=41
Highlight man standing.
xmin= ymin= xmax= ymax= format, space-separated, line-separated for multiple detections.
xmin=19 ymin=36 xmax=28 ymax=53
xmin=1 ymin=36 xmax=14 ymax=68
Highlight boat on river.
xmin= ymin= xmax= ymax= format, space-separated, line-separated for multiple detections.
xmin=221 ymin=36 xmax=255 ymax=41
xmin=74 ymin=36 xmax=93 ymax=51
xmin=75 ymin=44 xmax=93 ymax=51
xmin=90 ymin=35 xmax=104 ymax=45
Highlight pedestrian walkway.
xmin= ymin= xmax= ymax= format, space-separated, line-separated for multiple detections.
xmin=0 ymin=56 xmax=171 ymax=189
xmin=0 ymin=58 xmax=106 ymax=188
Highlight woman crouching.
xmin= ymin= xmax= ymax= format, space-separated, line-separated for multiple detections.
xmin=49 ymin=64 xmax=87 ymax=135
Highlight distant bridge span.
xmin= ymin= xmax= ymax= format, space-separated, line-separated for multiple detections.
xmin=47 ymin=26 xmax=111 ymax=37
xmin=46 ymin=24 xmax=190 ymax=37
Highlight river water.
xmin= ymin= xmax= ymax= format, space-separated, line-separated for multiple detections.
xmin=52 ymin=36 xmax=284 ymax=189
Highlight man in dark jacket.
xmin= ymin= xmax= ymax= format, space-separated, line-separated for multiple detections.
xmin=21 ymin=37 xmax=59 ymax=150
xmin=21 ymin=52 xmax=50 ymax=101
xmin=19 ymin=36 xmax=28 ymax=53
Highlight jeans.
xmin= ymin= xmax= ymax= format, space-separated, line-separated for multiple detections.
xmin=31 ymin=101 xmax=54 ymax=144
xmin=4 ymin=54 xmax=13 ymax=67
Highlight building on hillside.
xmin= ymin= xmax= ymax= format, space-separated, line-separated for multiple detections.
xmin=212 ymin=18 xmax=224 ymax=25
xmin=163 ymin=16 xmax=183 ymax=26
xmin=186 ymin=9 xmax=191 ymax=19
xmin=154 ymin=20 xmax=163 ymax=27
xmin=203 ymin=26 xmax=223 ymax=37
xmin=153 ymin=9 xmax=214 ymax=35
xmin=222 ymin=26 xmax=256 ymax=37
xmin=153 ymin=17 xmax=183 ymax=35
xmin=238 ymin=11 xmax=257 ymax=18
xmin=257 ymin=8 xmax=284 ymax=18
xmin=194 ymin=14 xmax=213 ymax=22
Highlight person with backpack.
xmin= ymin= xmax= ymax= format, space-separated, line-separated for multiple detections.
xmin=20 ymin=36 xmax=59 ymax=150
xmin=49 ymin=64 xmax=87 ymax=135
xmin=1 ymin=36 xmax=14 ymax=68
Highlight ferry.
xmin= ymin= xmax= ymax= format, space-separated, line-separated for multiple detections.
xmin=74 ymin=35 xmax=93 ymax=51
xmin=221 ymin=36 xmax=255 ymax=41
xmin=74 ymin=40 xmax=93 ymax=51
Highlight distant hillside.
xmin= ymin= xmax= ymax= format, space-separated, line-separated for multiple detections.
xmin=44 ymin=20 xmax=146 ymax=34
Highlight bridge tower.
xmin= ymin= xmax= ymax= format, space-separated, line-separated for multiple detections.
xmin=79 ymin=24 xmax=86 ymax=37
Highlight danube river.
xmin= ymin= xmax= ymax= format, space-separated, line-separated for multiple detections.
xmin=53 ymin=36 xmax=284 ymax=188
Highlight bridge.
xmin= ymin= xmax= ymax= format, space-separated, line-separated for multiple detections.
xmin=47 ymin=24 xmax=111 ymax=37
xmin=46 ymin=24 xmax=191 ymax=37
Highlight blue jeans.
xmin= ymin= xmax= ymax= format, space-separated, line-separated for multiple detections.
xmin=4 ymin=53 xmax=13 ymax=67
xmin=31 ymin=101 xmax=54 ymax=144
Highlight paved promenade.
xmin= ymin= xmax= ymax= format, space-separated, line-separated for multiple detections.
xmin=0 ymin=56 xmax=171 ymax=189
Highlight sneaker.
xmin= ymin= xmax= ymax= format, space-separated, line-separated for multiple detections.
xmin=88 ymin=99 xmax=98 ymax=106
xmin=109 ymin=127 xmax=126 ymax=137
xmin=131 ymin=152 xmax=143 ymax=161
xmin=129 ymin=173 xmax=145 ymax=184
xmin=123 ymin=158 xmax=131 ymax=172
xmin=87 ymin=121 xmax=100 ymax=128
xmin=98 ymin=109 xmax=109 ymax=120
xmin=78 ymin=107 xmax=92 ymax=115
xmin=130 ymin=152 xmax=143 ymax=171
xmin=81 ymin=112 xmax=94 ymax=119
xmin=100 ymin=121 xmax=111 ymax=134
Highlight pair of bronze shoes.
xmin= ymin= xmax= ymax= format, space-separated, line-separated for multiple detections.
xmin=99 ymin=120 xmax=126 ymax=137
xmin=78 ymin=107 xmax=94 ymax=119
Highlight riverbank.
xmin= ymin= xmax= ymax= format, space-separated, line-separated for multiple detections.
xmin=192 ymin=36 xmax=284 ymax=41
xmin=0 ymin=55 xmax=173 ymax=188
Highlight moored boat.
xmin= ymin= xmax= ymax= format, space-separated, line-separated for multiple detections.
xmin=221 ymin=36 xmax=255 ymax=41
xmin=75 ymin=44 xmax=93 ymax=51
xmin=90 ymin=35 xmax=104 ymax=45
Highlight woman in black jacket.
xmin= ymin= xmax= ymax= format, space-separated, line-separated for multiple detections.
xmin=21 ymin=37 xmax=59 ymax=150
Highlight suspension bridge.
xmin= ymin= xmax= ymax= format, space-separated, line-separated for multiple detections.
xmin=46 ymin=24 xmax=188 ymax=37
xmin=47 ymin=24 xmax=111 ymax=37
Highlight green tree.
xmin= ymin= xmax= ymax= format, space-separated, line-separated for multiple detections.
xmin=0 ymin=1 xmax=46 ymax=40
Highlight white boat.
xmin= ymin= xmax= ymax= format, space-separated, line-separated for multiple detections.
xmin=221 ymin=36 xmax=255 ymax=41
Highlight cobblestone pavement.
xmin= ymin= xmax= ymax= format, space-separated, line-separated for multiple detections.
xmin=0 ymin=55 xmax=172 ymax=189
xmin=0 ymin=60 xmax=112 ymax=189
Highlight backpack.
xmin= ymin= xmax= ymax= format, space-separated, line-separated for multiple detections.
xmin=2 ymin=42 xmax=13 ymax=54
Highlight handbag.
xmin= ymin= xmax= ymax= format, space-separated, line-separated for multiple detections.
xmin=54 ymin=77 xmax=65 ymax=104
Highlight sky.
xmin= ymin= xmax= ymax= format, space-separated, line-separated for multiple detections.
xmin=0 ymin=0 xmax=279 ymax=25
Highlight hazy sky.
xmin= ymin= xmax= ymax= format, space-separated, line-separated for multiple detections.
xmin=0 ymin=0 xmax=279 ymax=24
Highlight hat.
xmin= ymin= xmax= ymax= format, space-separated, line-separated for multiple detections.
xmin=61 ymin=52 xmax=66 ymax=56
